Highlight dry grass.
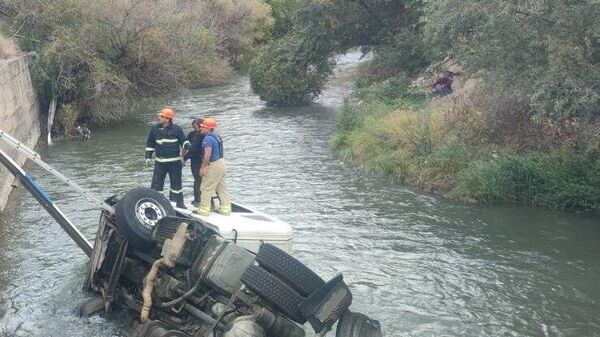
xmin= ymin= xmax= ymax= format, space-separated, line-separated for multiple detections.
xmin=0 ymin=35 xmax=21 ymax=59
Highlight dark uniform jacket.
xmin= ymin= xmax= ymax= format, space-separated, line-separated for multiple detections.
xmin=145 ymin=122 xmax=188 ymax=163
xmin=184 ymin=131 xmax=204 ymax=165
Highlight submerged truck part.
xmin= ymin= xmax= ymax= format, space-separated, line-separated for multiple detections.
xmin=0 ymin=148 xmax=92 ymax=256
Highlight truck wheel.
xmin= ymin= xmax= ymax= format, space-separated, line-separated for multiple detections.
xmin=241 ymin=265 xmax=306 ymax=323
xmin=256 ymin=244 xmax=325 ymax=296
xmin=335 ymin=311 xmax=382 ymax=337
xmin=75 ymin=296 xmax=105 ymax=317
xmin=115 ymin=187 xmax=175 ymax=248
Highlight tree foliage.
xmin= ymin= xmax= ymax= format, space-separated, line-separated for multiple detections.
xmin=2 ymin=0 xmax=272 ymax=128
xmin=248 ymin=31 xmax=335 ymax=106
xmin=249 ymin=0 xmax=424 ymax=106
xmin=423 ymin=0 xmax=600 ymax=120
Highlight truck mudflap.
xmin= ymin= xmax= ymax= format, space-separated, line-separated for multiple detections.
xmin=299 ymin=274 xmax=353 ymax=336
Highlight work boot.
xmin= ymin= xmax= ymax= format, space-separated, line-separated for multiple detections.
xmin=192 ymin=209 xmax=210 ymax=216
xmin=197 ymin=205 xmax=211 ymax=216
xmin=218 ymin=205 xmax=231 ymax=216
xmin=217 ymin=210 xmax=231 ymax=216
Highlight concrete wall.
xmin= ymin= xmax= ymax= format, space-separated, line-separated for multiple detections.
xmin=0 ymin=55 xmax=41 ymax=211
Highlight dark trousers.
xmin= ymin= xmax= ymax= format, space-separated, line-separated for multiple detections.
xmin=190 ymin=160 xmax=202 ymax=203
xmin=151 ymin=161 xmax=184 ymax=207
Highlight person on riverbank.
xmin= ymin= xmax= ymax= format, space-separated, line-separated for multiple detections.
xmin=184 ymin=118 xmax=205 ymax=207
xmin=145 ymin=107 xmax=189 ymax=208
xmin=197 ymin=118 xmax=231 ymax=216
xmin=432 ymin=71 xmax=455 ymax=97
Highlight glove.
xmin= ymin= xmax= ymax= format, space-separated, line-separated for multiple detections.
xmin=145 ymin=158 xmax=153 ymax=167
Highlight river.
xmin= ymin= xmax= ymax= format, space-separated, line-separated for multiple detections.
xmin=0 ymin=52 xmax=599 ymax=337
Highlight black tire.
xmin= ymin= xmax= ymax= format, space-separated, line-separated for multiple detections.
xmin=115 ymin=187 xmax=175 ymax=248
xmin=75 ymin=296 xmax=105 ymax=317
xmin=256 ymin=243 xmax=325 ymax=297
xmin=241 ymin=264 xmax=306 ymax=323
xmin=336 ymin=311 xmax=382 ymax=337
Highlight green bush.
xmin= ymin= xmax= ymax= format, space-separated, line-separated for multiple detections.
xmin=248 ymin=33 xmax=335 ymax=106
xmin=452 ymin=152 xmax=600 ymax=212
xmin=370 ymin=29 xmax=430 ymax=78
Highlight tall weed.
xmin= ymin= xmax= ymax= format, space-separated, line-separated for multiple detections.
xmin=452 ymin=152 xmax=600 ymax=212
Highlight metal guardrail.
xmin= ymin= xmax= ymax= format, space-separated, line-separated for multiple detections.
xmin=0 ymin=128 xmax=114 ymax=213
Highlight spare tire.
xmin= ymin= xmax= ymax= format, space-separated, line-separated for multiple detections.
xmin=115 ymin=187 xmax=175 ymax=248
xmin=256 ymin=243 xmax=325 ymax=297
xmin=241 ymin=264 xmax=306 ymax=323
xmin=336 ymin=311 xmax=382 ymax=337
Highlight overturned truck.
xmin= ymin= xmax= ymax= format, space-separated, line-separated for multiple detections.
xmin=83 ymin=187 xmax=383 ymax=337
xmin=0 ymin=136 xmax=382 ymax=337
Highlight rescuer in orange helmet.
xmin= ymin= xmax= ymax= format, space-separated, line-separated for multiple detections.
xmin=197 ymin=118 xmax=231 ymax=216
xmin=145 ymin=107 xmax=189 ymax=208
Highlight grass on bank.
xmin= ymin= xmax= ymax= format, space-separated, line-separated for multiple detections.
xmin=333 ymin=77 xmax=600 ymax=214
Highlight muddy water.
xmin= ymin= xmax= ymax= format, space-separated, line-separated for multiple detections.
xmin=1 ymin=52 xmax=599 ymax=337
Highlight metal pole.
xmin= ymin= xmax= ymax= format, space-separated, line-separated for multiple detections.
xmin=0 ymin=148 xmax=92 ymax=256
xmin=0 ymin=129 xmax=114 ymax=213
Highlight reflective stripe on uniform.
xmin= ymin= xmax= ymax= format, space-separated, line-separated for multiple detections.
xmin=145 ymin=147 xmax=155 ymax=151
xmin=156 ymin=138 xmax=179 ymax=144
xmin=170 ymin=188 xmax=183 ymax=194
xmin=155 ymin=157 xmax=181 ymax=163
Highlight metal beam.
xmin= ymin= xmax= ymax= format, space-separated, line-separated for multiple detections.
xmin=0 ymin=148 xmax=92 ymax=256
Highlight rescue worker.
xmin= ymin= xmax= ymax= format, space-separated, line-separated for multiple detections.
xmin=145 ymin=107 xmax=189 ymax=208
xmin=198 ymin=118 xmax=231 ymax=216
xmin=184 ymin=118 xmax=204 ymax=207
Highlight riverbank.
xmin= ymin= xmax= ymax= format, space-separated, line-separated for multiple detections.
xmin=332 ymin=74 xmax=600 ymax=214
xmin=1 ymin=0 xmax=272 ymax=136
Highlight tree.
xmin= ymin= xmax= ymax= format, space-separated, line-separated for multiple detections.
xmin=2 ymin=0 xmax=273 ymax=131
xmin=248 ymin=0 xmax=426 ymax=106
xmin=248 ymin=31 xmax=335 ymax=106
xmin=423 ymin=0 xmax=600 ymax=120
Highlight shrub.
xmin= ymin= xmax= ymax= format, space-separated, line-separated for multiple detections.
xmin=424 ymin=0 xmax=600 ymax=121
xmin=370 ymin=29 xmax=430 ymax=79
xmin=248 ymin=32 xmax=335 ymax=106
xmin=3 ymin=0 xmax=275 ymax=127
xmin=452 ymin=151 xmax=600 ymax=212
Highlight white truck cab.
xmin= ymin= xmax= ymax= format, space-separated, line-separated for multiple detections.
xmin=175 ymin=203 xmax=293 ymax=254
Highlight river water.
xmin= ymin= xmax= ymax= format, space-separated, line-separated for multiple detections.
xmin=0 ymin=53 xmax=599 ymax=337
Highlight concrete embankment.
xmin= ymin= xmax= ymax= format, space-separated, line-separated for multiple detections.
xmin=0 ymin=55 xmax=40 ymax=211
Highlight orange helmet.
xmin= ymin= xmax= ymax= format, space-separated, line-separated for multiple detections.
xmin=158 ymin=107 xmax=176 ymax=119
xmin=200 ymin=118 xmax=217 ymax=129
